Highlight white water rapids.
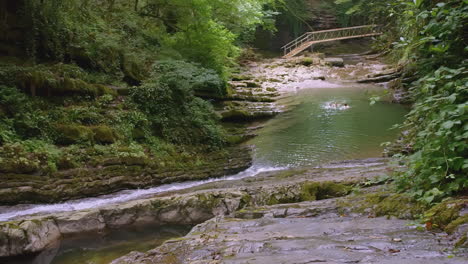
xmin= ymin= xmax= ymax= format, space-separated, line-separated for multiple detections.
xmin=0 ymin=165 xmax=285 ymax=222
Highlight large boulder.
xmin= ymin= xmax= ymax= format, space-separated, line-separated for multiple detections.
xmin=0 ymin=219 xmax=61 ymax=257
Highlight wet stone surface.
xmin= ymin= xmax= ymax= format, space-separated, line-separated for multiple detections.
xmin=112 ymin=198 xmax=468 ymax=264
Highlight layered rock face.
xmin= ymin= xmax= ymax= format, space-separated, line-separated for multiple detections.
xmin=0 ymin=146 xmax=252 ymax=205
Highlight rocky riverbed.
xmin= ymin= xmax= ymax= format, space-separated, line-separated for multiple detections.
xmin=0 ymin=159 xmax=387 ymax=258
xmin=112 ymin=198 xmax=468 ymax=264
xmin=2 ymin=158 xmax=467 ymax=262
xmin=218 ymin=50 xmax=405 ymax=124
xmin=3 ymin=49 xmax=464 ymax=263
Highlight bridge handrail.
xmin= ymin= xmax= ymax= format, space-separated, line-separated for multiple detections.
xmin=281 ymin=24 xmax=381 ymax=53
xmin=280 ymin=32 xmax=312 ymax=50
xmin=307 ymin=24 xmax=379 ymax=35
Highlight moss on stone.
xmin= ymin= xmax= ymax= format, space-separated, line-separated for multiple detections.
xmin=245 ymin=81 xmax=260 ymax=88
xmin=455 ymin=234 xmax=467 ymax=248
xmin=17 ymin=70 xmax=116 ymax=97
xmin=225 ymin=135 xmax=245 ymax=145
xmin=56 ymin=156 xmax=79 ymax=170
xmin=239 ymin=194 xmax=253 ymax=208
xmin=55 ymin=124 xmax=94 ymax=145
xmin=425 ymin=199 xmax=465 ymax=230
xmin=300 ymin=182 xmax=350 ymax=201
xmin=336 ymin=189 xmax=427 ymax=219
xmin=274 ymin=169 xmax=307 ymax=179
xmin=266 ymin=195 xmax=280 ymax=206
xmin=446 ymin=215 xmax=468 ymax=235
xmin=92 ymin=125 xmax=118 ymax=144
xmin=231 ymin=74 xmax=253 ymax=81
xmin=160 ymin=254 xmax=180 ymax=264
xmin=94 ymin=84 xmax=118 ymax=96
xmin=221 ymin=109 xmax=251 ymax=122
xmin=372 ymin=193 xmax=427 ymax=219
xmin=0 ymin=159 xmax=39 ymax=174
xmin=300 ymin=57 xmax=314 ymax=66
xmin=121 ymin=55 xmax=146 ymax=85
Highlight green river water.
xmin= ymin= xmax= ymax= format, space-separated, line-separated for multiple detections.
xmin=249 ymin=85 xmax=408 ymax=167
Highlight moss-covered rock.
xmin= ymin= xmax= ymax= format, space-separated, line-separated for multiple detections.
xmin=446 ymin=215 xmax=468 ymax=234
xmin=337 ymin=190 xmax=428 ymax=219
xmin=55 ymin=124 xmax=94 ymax=145
xmin=221 ymin=109 xmax=251 ymax=122
xmin=91 ymin=125 xmax=118 ymax=144
xmin=300 ymin=57 xmax=314 ymax=66
xmin=0 ymin=159 xmax=39 ymax=174
xmin=231 ymin=74 xmax=253 ymax=81
xmin=300 ymin=182 xmax=351 ymax=201
xmin=425 ymin=199 xmax=467 ymax=231
xmin=121 ymin=54 xmax=145 ymax=85
xmin=372 ymin=193 xmax=427 ymax=219
xmin=56 ymin=156 xmax=79 ymax=170
xmin=17 ymin=70 xmax=116 ymax=97
xmin=245 ymin=81 xmax=260 ymax=88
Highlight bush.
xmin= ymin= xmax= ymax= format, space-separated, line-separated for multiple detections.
xmin=151 ymin=60 xmax=227 ymax=98
xmin=0 ymin=140 xmax=62 ymax=174
xmin=130 ymin=62 xmax=225 ymax=148
xmin=395 ymin=67 xmax=468 ymax=203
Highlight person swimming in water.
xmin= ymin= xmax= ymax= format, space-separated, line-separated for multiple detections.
xmin=327 ymin=101 xmax=349 ymax=110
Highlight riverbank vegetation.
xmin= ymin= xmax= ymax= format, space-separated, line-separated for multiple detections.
xmin=0 ymin=0 xmax=279 ymax=175
xmin=332 ymin=0 xmax=467 ymax=203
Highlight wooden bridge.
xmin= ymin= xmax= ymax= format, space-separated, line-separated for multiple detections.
xmin=281 ymin=25 xmax=382 ymax=58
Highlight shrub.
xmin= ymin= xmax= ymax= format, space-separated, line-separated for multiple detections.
xmin=151 ymin=60 xmax=227 ymax=98
xmin=130 ymin=62 xmax=225 ymax=148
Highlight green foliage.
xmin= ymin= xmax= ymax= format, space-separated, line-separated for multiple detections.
xmin=0 ymin=0 xmax=277 ymax=177
xmin=358 ymin=0 xmax=468 ymax=202
xmin=151 ymin=60 xmax=227 ymax=97
xmin=395 ymin=67 xmax=467 ymax=203
xmin=15 ymin=0 xmax=278 ymax=79
xmin=335 ymin=0 xmax=467 ymax=202
xmin=130 ymin=61 xmax=225 ymax=147
xmin=332 ymin=0 xmax=394 ymax=26
xmin=0 ymin=140 xmax=62 ymax=174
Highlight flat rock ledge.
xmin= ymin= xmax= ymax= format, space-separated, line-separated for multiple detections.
xmin=0 ymin=159 xmax=389 ymax=258
xmin=112 ymin=199 xmax=468 ymax=264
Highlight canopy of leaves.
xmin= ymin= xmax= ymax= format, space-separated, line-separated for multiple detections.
xmin=16 ymin=0 xmax=278 ymax=78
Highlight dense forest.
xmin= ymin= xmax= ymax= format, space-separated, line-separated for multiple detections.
xmin=0 ymin=0 xmax=280 ymax=184
xmin=0 ymin=0 xmax=467 ymax=262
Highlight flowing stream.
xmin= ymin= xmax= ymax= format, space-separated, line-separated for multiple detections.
xmin=2 ymin=68 xmax=409 ymax=264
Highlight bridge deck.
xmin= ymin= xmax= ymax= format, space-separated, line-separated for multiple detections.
xmin=282 ymin=25 xmax=382 ymax=58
